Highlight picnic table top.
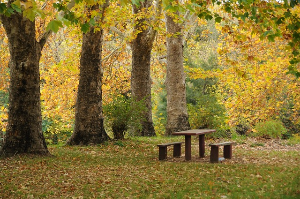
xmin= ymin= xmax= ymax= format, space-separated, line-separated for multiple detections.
xmin=172 ymin=129 xmax=216 ymax=136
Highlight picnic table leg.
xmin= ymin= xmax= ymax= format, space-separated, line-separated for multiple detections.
xmin=185 ymin=135 xmax=191 ymax=161
xmin=199 ymin=134 xmax=205 ymax=158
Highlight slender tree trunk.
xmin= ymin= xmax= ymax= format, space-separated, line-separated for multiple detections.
xmin=0 ymin=13 xmax=50 ymax=157
xmin=131 ymin=1 xmax=159 ymax=136
xmin=165 ymin=13 xmax=190 ymax=135
xmin=67 ymin=5 xmax=109 ymax=145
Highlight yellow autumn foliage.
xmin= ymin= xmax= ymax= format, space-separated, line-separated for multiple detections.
xmin=40 ymin=29 xmax=81 ymax=133
xmin=215 ymin=24 xmax=300 ymax=128
xmin=0 ymin=25 xmax=9 ymax=132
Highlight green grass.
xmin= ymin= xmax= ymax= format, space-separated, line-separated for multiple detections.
xmin=0 ymin=137 xmax=300 ymax=198
xmin=250 ymin=142 xmax=265 ymax=147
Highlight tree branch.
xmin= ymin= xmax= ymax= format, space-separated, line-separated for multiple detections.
xmin=41 ymin=0 xmax=49 ymax=10
xmin=38 ymin=30 xmax=52 ymax=50
xmin=149 ymin=0 xmax=162 ymax=41
xmin=37 ymin=0 xmax=76 ymax=50
xmin=109 ymin=26 xmax=126 ymax=38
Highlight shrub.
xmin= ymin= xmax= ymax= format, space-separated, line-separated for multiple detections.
xmin=42 ymin=117 xmax=73 ymax=144
xmin=231 ymin=131 xmax=247 ymax=144
xmin=153 ymin=82 xmax=167 ymax=136
xmin=103 ymin=95 xmax=147 ymax=140
xmin=235 ymin=118 xmax=251 ymax=136
xmin=280 ymin=107 xmax=300 ymax=139
xmin=254 ymin=120 xmax=287 ymax=139
xmin=187 ymin=94 xmax=229 ymax=138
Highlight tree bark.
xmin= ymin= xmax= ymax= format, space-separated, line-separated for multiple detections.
xmin=67 ymin=5 xmax=110 ymax=145
xmin=0 ymin=13 xmax=50 ymax=157
xmin=165 ymin=13 xmax=190 ymax=135
xmin=131 ymin=1 xmax=158 ymax=136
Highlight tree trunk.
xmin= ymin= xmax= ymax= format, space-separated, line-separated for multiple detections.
xmin=131 ymin=1 xmax=157 ymax=136
xmin=0 ymin=13 xmax=50 ymax=157
xmin=67 ymin=23 xmax=109 ymax=145
xmin=165 ymin=13 xmax=190 ymax=135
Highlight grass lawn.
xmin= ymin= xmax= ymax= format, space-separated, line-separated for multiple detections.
xmin=0 ymin=136 xmax=300 ymax=198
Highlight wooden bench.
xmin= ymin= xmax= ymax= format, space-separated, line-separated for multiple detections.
xmin=209 ymin=142 xmax=233 ymax=163
xmin=157 ymin=142 xmax=183 ymax=160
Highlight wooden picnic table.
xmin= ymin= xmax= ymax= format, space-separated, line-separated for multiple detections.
xmin=172 ymin=129 xmax=216 ymax=161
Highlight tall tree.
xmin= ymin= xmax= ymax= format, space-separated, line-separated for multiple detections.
xmin=0 ymin=2 xmax=51 ymax=156
xmin=67 ymin=2 xmax=110 ymax=145
xmin=165 ymin=10 xmax=190 ymax=135
xmin=131 ymin=0 xmax=161 ymax=136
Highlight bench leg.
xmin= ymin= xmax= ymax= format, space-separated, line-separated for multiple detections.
xmin=158 ymin=146 xmax=168 ymax=160
xmin=210 ymin=145 xmax=219 ymax=163
xmin=173 ymin=143 xmax=182 ymax=157
xmin=224 ymin=144 xmax=232 ymax=159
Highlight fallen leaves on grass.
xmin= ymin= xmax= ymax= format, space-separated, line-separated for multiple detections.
xmin=0 ymin=138 xmax=299 ymax=198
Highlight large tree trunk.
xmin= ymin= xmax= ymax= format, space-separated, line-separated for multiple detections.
xmin=67 ymin=15 xmax=109 ymax=145
xmin=165 ymin=13 xmax=190 ymax=135
xmin=131 ymin=1 xmax=157 ymax=136
xmin=0 ymin=13 xmax=50 ymax=157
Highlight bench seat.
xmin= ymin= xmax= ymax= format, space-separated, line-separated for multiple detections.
xmin=157 ymin=142 xmax=183 ymax=160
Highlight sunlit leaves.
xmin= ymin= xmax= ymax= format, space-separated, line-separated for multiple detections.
xmin=0 ymin=26 xmax=9 ymax=132
xmin=214 ymin=23 xmax=300 ymax=127
xmin=102 ymin=36 xmax=131 ymax=103
xmin=219 ymin=0 xmax=300 ymax=77
xmin=39 ymin=26 xmax=81 ymax=133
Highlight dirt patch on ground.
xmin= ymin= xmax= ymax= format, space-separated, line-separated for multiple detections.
xmin=233 ymin=137 xmax=300 ymax=151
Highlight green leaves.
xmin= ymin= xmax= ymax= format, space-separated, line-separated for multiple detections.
xmin=89 ymin=18 xmax=96 ymax=26
xmin=275 ymin=17 xmax=285 ymax=25
xmin=267 ymin=34 xmax=275 ymax=42
xmin=11 ymin=3 xmax=21 ymax=13
xmin=0 ymin=2 xmax=19 ymax=16
xmin=132 ymin=0 xmax=144 ymax=6
xmin=53 ymin=2 xmax=66 ymax=11
xmin=289 ymin=0 xmax=299 ymax=8
xmin=0 ymin=3 xmax=6 ymax=14
xmin=23 ymin=8 xmax=36 ymax=21
xmin=81 ymin=17 xmax=99 ymax=33
xmin=215 ymin=16 xmax=222 ymax=23
xmin=46 ymin=20 xmax=63 ymax=33
xmin=287 ymin=65 xmax=300 ymax=78
xmin=81 ymin=22 xmax=90 ymax=33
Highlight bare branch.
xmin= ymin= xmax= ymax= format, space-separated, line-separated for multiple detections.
xmin=102 ymin=47 xmax=121 ymax=63
xmin=109 ymin=26 xmax=126 ymax=38
xmin=41 ymin=0 xmax=49 ymax=10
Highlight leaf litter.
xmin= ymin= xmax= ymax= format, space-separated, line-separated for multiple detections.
xmin=0 ymin=138 xmax=299 ymax=198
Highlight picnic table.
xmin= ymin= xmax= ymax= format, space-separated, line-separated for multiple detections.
xmin=172 ymin=129 xmax=216 ymax=161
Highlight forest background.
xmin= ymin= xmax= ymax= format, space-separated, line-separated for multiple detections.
xmin=0 ymin=0 xmax=300 ymax=145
